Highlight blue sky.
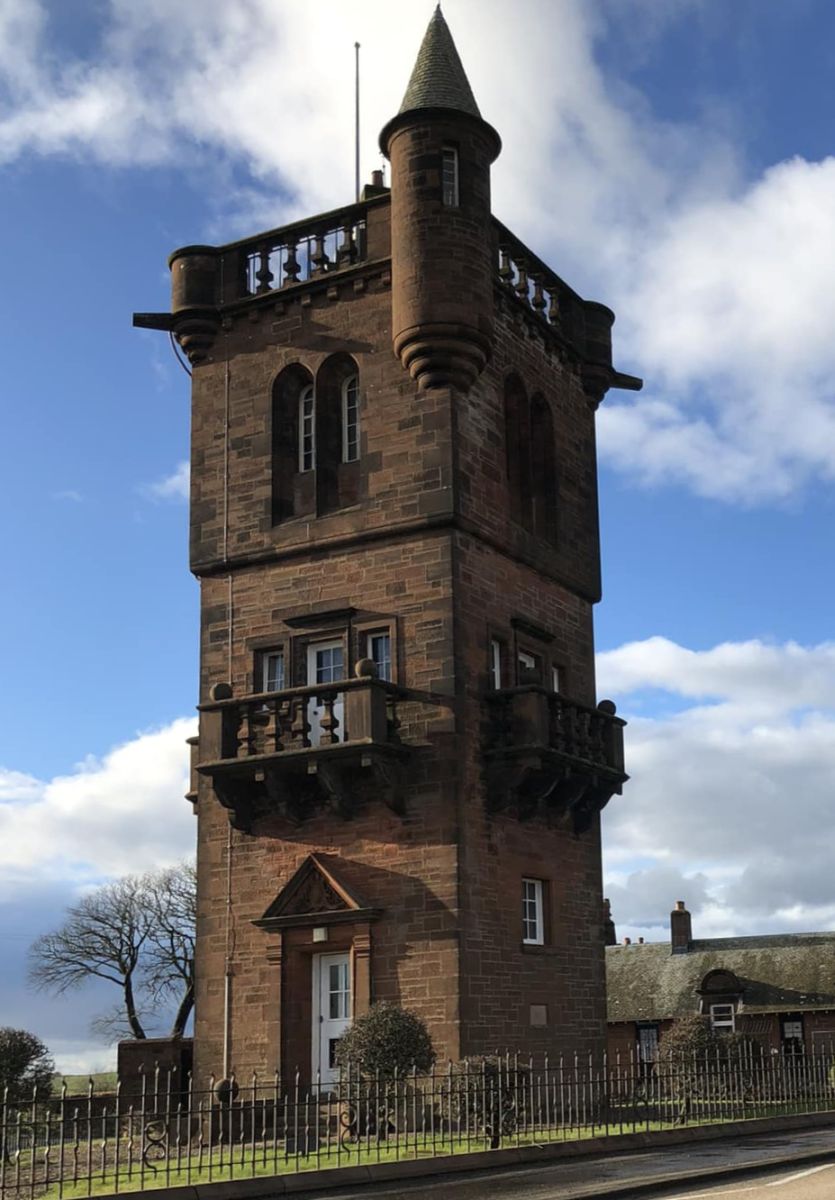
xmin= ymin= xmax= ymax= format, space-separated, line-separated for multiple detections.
xmin=1 ymin=0 xmax=834 ymax=1070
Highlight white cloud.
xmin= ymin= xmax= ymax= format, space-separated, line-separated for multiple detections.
xmin=0 ymin=718 xmax=196 ymax=893
xmin=599 ymin=637 xmax=835 ymax=940
xmin=0 ymin=1 xmax=827 ymax=502
xmin=145 ymin=460 xmax=189 ymax=501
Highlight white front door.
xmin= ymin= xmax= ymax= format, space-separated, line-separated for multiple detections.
xmin=313 ymin=952 xmax=352 ymax=1086
xmin=306 ymin=640 xmax=345 ymax=744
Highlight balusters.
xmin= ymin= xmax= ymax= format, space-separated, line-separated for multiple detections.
xmin=547 ymin=289 xmax=559 ymax=325
xmin=290 ymin=697 xmax=312 ymax=749
xmin=514 ymin=257 xmax=530 ymax=304
xmin=254 ymin=245 xmax=274 ymax=294
xmin=531 ymin=276 xmax=547 ymax=315
xmin=311 ymin=231 xmax=330 ymax=275
xmin=318 ymin=693 xmax=340 ymax=745
xmin=236 ymin=704 xmax=258 ymax=757
xmin=239 ymin=216 xmax=368 ymax=299
xmin=498 ymin=246 xmax=514 ymax=286
xmin=283 ymin=241 xmax=301 ymax=285
xmin=588 ymin=712 xmax=606 ymax=765
xmin=336 ymin=224 xmax=356 ymax=267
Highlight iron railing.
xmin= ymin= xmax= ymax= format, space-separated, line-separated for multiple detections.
xmin=4 ymin=1048 xmax=835 ymax=1197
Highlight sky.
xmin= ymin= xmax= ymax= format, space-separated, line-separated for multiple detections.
xmin=1 ymin=0 xmax=834 ymax=1072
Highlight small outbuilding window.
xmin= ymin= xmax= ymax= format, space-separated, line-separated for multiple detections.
xmin=709 ymin=1003 xmax=735 ymax=1034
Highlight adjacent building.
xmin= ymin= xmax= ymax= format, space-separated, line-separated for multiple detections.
xmin=607 ymin=902 xmax=835 ymax=1062
xmin=139 ymin=9 xmax=639 ymax=1085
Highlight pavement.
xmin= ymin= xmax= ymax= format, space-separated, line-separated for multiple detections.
xmin=290 ymin=1126 xmax=835 ymax=1200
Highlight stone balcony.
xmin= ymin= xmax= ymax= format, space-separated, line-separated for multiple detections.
xmin=485 ymin=687 xmax=627 ymax=830
xmin=196 ymin=668 xmax=407 ymax=832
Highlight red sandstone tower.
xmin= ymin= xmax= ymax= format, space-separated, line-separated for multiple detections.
xmin=141 ymin=9 xmax=640 ymax=1086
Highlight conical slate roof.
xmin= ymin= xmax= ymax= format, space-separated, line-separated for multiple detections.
xmin=398 ymin=6 xmax=481 ymax=119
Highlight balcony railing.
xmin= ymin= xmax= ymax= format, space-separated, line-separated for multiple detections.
xmin=486 ymin=687 xmax=627 ymax=827
xmin=217 ymin=199 xmax=376 ymax=303
xmin=493 ymin=218 xmax=588 ymax=349
xmin=196 ymin=675 xmax=406 ymax=828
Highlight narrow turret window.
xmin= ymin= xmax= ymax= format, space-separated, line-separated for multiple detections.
xmin=342 ymin=374 xmax=360 ymax=462
xmin=442 ymin=146 xmax=459 ymax=207
xmin=299 ymin=384 xmax=315 ymax=472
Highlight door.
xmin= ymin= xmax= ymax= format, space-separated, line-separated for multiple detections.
xmin=313 ymin=952 xmax=352 ymax=1086
xmin=306 ymin=640 xmax=345 ymax=744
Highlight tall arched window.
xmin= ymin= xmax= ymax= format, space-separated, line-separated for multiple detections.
xmin=272 ymin=358 xmax=362 ymax=523
xmin=272 ymin=364 xmax=315 ymax=524
xmin=530 ymin=393 xmax=557 ymax=543
xmin=504 ymin=376 xmax=558 ymax=545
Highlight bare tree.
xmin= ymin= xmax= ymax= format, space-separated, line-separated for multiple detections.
xmin=145 ymin=862 xmax=196 ymax=1038
xmin=28 ymin=864 xmax=196 ymax=1041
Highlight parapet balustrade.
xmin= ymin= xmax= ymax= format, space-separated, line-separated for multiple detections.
xmin=197 ymin=672 xmax=407 ymax=829
xmin=493 ymin=218 xmax=588 ymax=349
xmin=486 ymin=686 xmax=627 ymax=828
xmin=219 ymin=201 xmax=371 ymax=302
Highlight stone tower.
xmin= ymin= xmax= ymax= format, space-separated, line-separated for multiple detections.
xmin=138 ymin=8 xmax=640 ymax=1086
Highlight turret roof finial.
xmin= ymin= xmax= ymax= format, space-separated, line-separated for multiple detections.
xmin=397 ymin=6 xmax=480 ymax=120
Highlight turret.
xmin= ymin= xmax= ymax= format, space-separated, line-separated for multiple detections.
xmin=380 ymin=7 xmax=500 ymax=392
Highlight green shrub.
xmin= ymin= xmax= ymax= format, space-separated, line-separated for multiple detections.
xmin=336 ymin=1003 xmax=435 ymax=1080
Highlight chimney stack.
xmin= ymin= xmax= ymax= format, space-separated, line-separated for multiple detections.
xmin=671 ymin=900 xmax=692 ymax=954
xmin=371 ymin=169 xmax=384 ymax=188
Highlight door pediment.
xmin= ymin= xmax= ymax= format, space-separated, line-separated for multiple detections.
xmin=254 ymin=854 xmax=381 ymax=931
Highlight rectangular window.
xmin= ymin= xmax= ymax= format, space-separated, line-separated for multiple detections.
xmin=313 ymin=643 xmax=345 ymax=684
xmin=442 ymin=146 xmax=459 ymax=207
xmin=490 ymin=639 xmax=503 ymax=689
xmin=551 ymin=665 xmax=561 ymax=693
xmin=367 ymin=631 xmax=392 ymax=682
xmin=709 ymin=1003 xmax=735 ymax=1034
xmin=299 ymin=385 xmax=315 ymax=472
xmin=262 ymin=649 xmax=285 ymax=693
xmin=522 ymin=878 xmax=544 ymax=945
xmin=342 ymin=375 xmax=360 ymax=463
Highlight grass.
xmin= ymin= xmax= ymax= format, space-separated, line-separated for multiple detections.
xmin=51 ymin=1076 xmax=118 ymax=1098
xmin=11 ymin=1094 xmax=832 ymax=1198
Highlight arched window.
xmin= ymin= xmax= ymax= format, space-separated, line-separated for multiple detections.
xmin=272 ymin=364 xmax=315 ymax=524
xmin=272 ymin=358 xmax=362 ymax=523
xmin=504 ymin=374 xmax=531 ymax=529
xmin=315 ymin=354 xmax=362 ymax=514
xmin=504 ymin=377 xmax=558 ymax=545
xmin=530 ymin=393 xmax=557 ymax=543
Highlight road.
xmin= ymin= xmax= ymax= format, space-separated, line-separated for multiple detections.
xmin=657 ymin=1162 xmax=835 ymax=1200
xmin=293 ymin=1126 xmax=835 ymax=1200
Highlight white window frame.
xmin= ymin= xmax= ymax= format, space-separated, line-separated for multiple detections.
xmin=442 ymin=146 xmax=459 ymax=207
xmin=551 ymin=664 xmax=561 ymax=693
xmin=490 ymin=639 xmax=503 ymax=689
xmin=262 ymin=649 xmax=286 ymax=693
xmin=522 ymin=877 xmax=544 ymax=946
xmin=366 ymin=630 xmax=392 ymax=682
xmin=709 ymin=1003 xmax=736 ymax=1034
xmin=299 ymin=383 xmax=315 ymax=472
xmin=341 ymin=375 xmax=360 ymax=463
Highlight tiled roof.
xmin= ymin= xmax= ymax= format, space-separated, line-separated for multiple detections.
xmin=606 ymin=933 xmax=835 ymax=1023
xmin=398 ymin=6 xmax=481 ymax=119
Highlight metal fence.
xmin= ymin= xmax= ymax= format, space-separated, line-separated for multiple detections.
xmin=3 ymin=1048 xmax=835 ymax=1198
